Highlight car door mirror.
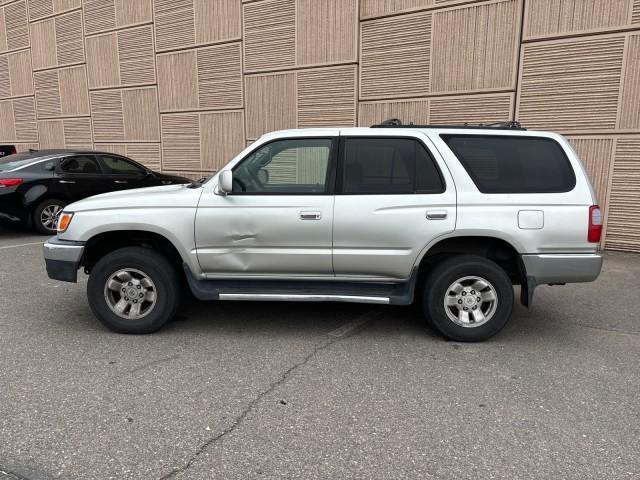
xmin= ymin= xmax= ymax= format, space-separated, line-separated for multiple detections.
xmin=216 ymin=170 xmax=233 ymax=195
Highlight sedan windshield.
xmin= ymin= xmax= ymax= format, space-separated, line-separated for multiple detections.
xmin=0 ymin=153 xmax=37 ymax=171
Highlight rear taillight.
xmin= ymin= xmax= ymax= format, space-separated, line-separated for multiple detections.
xmin=8 ymin=146 xmax=16 ymax=155
xmin=588 ymin=205 xmax=603 ymax=243
xmin=0 ymin=178 xmax=23 ymax=188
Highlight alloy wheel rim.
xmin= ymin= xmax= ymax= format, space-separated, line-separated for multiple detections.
xmin=104 ymin=268 xmax=157 ymax=320
xmin=443 ymin=275 xmax=498 ymax=328
xmin=41 ymin=204 xmax=63 ymax=231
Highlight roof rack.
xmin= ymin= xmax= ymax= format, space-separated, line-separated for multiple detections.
xmin=371 ymin=119 xmax=526 ymax=130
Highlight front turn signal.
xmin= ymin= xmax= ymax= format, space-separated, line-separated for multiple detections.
xmin=57 ymin=212 xmax=74 ymax=233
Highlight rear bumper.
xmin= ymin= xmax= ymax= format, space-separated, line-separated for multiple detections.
xmin=43 ymin=237 xmax=85 ymax=283
xmin=521 ymin=253 xmax=603 ymax=285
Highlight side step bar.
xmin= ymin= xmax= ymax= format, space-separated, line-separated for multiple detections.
xmin=218 ymin=293 xmax=390 ymax=304
xmin=183 ymin=264 xmax=418 ymax=306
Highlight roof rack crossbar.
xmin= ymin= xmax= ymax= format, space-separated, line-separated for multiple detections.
xmin=370 ymin=119 xmax=526 ymax=130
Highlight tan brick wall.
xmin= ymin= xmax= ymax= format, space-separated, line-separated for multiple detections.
xmin=0 ymin=0 xmax=639 ymax=250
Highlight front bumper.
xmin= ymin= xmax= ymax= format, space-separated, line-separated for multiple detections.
xmin=43 ymin=237 xmax=85 ymax=282
xmin=521 ymin=253 xmax=603 ymax=285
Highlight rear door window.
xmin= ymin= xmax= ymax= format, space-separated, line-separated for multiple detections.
xmin=99 ymin=155 xmax=146 ymax=175
xmin=60 ymin=155 xmax=101 ymax=174
xmin=341 ymin=138 xmax=444 ymax=194
xmin=441 ymin=135 xmax=575 ymax=193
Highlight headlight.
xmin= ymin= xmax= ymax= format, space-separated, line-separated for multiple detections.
xmin=57 ymin=212 xmax=74 ymax=233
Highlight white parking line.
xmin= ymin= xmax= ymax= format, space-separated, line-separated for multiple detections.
xmin=0 ymin=241 xmax=44 ymax=250
xmin=328 ymin=308 xmax=382 ymax=337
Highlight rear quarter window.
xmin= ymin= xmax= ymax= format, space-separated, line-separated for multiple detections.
xmin=441 ymin=135 xmax=576 ymax=194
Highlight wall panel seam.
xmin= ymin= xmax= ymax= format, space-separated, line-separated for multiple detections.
xmin=27 ymin=6 xmax=81 ymax=23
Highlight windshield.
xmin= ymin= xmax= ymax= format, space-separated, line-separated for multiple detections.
xmin=0 ymin=153 xmax=37 ymax=171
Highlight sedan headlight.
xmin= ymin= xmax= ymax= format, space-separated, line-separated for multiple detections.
xmin=57 ymin=212 xmax=74 ymax=233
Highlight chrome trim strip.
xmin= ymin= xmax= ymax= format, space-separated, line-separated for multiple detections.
xmin=218 ymin=293 xmax=390 ymax=304
xmin=7 ymin=155 xmax=65 ymax=172
xmin=43 ymin=240 xmax=85 ymax=263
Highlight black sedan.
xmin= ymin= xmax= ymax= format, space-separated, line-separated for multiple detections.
xmin=0 ymin=149 xmax=190 ymax=234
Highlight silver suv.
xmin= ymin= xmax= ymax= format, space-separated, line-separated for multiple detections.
xmin=43 ymin=121 xmax=603 ymax=342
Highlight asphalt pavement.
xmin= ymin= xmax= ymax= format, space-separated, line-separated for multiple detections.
xmin=0 ymin=224 xmax=638 ymax=479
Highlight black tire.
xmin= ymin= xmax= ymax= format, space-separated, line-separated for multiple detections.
xmin=32 ymin=199 xmax=66 ymax=235
xmin=423 ymin=255 xmax=514 ymax=342
xmin=87 ymin=247 xmax=181 ymax=334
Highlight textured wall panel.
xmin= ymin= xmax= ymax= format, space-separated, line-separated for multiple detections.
xmin=606 ymin=137 xmax=640 ymax=252
xmin=197 ymin=42 xmax=243 ymax=110
xmin=297 ymin=65 xmax=356 ymax=128
xmin=90 ymin=90 xmax=124 ymax=141
xmin=84 ymin=0 xmax=151 ymax=36
xmin=200 ymin=111 xmax=245 ymax=172
xmin=619 ymin=34 xmax=640 ymax=130
xmin=28 ymin=0 xmax=80 ymax=21
xmin=517 ymin=36 xmax=625 ymax=132
xmin=245 ymin=72 xmax=296 ymax=139
xmin=154 ymin=0 xmax=194 ymax=51
xmin=524 ymin=0 xmax=632 ymax=40
xmin=163 ymin=111 xmax=247 ymax=172
xmin=0 ymin=49 xmax=33 ymax=98
xmin=161 ymin=113 xmax=200 ymax=170
xmin=155 ymin=0 xmax=240 ymax=52
xmin=296 ymin=0 xmax=358 ymax=66
xmin=431 ymin=0 xmax=520 ymax=93
xmin=122 ymin=87 xmax=160 ymax=142
xmin=86 ymin=25 xmax=155 ymax=89
xmin=567 ymin=137 xmax=614 ymax=213
xmin=85 ymin=33 xmax=119 ymax=88
xmin=360 ymin=11 xmax=431 ymax=99
xmin=91 ymin=87 xmax=159 ymax=142
xmin=360 ymin=0 xmax=434 ymax=18
xmin=359 ymin=98 xmax=430 ymax=126
xmin=429 ymin=93 xmax=514 ymax=124
xmin=31 ymin=10 xmax=84 ymax=70
xmin=2 ymin=1 xmax=29 ymax=52
xmin=157 ymin=50 xmax=197 ymax=111
xmin=193 ymin=0 xmax=241 ymax=46
xmin=0 ymin=97 xmax=37 ymax=142
xmin=38 ymin=117 xmax=92 ymax=148
xmin=34 ymin=65 xmax=89 ymax=118
xmin=0 ymin=9 xmax=6 ymax=53
xmin=634 ymin=0 xmax=640 ymax=23
xmin=95 ymin=143 xmax=161 ymax=170
xmin=158 ymin=42 xmax=242 ymax=112
xmin=243 ymin=0 xmax=295 ymax=72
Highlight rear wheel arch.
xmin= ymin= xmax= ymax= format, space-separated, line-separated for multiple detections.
xmin=416 ymin=235 xmax=525 ymax=284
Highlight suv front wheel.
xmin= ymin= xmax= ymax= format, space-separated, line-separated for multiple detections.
xmin=87 ymin=247 xmax=180 ymax=334
xmin=423 ymin=255 xmax=514 ymax=342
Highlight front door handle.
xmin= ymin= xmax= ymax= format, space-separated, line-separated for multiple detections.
xmin=58 ymin=180 xmax=75 ymax=184
xmin=426 ymin=210 xmax=448 ymax=220
xmin=114 ymin=180 xmax=128 ymax=184
xmin=300 ymin=211 xmax=321 ymax=220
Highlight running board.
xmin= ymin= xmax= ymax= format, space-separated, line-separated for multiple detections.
xmin=183 ymin=264 xmax=418 ymax=306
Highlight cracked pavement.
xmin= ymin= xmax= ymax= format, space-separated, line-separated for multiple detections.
xmin=1 ymin=224 xmax=639 ymax=479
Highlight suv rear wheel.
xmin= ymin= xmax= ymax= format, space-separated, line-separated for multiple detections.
xmin=87 ymin=247 xmax=180 ymax=334
xmin=423 ymin=255 xmax=513 ymax=342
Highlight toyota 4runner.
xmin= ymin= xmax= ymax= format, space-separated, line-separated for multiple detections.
xmin=43 ymin=121 xmax=603 ymax=342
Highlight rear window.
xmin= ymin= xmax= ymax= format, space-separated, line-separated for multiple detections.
xmin=441 ymin=135 xmax=576 ymax=194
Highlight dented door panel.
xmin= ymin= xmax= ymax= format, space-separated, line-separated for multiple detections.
xmin=195 ymin=195 xmax=334 ymax=276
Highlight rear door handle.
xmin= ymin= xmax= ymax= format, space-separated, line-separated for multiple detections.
xmin=426 ymin=210 xmax=448 ymax=220
xmin=114 ymin=180 xmax=128 ymax=184
xmin=58 ymin=180 xmax=75 ymax=184
xmin=300 ymin=211 xmax=321 ymax=220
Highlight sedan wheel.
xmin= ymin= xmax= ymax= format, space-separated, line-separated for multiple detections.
xmin=33 ymin=199 xmax=66 ymax=235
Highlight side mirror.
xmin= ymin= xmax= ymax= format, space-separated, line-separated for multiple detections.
xmin=217 ymin=170 xmax=233 ymax=195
